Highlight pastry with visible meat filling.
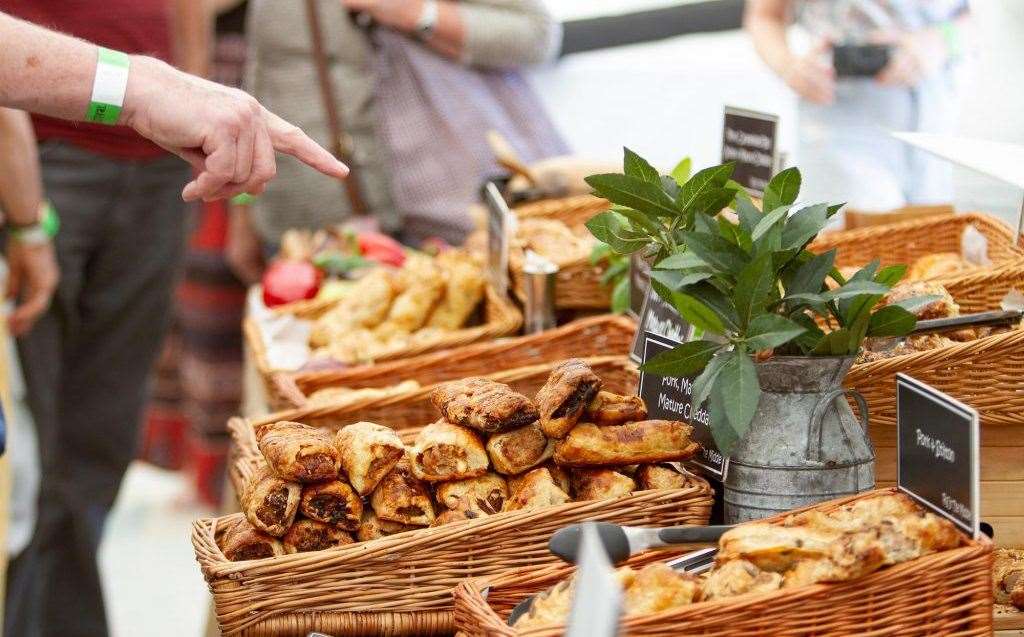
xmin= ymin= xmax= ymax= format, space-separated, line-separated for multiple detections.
xmin=299 ymin=480 xmax=363 ymax=531
xmin=334 ymin=421 xmax=405 ymax=496
xmin=431 ymin=377 xmax=538 ymax=433
xmin=553 ymin=420 xmax=699 ymax=467
xmin=255 ymin=420 xmax=339 ymax=483
xmin=409 ymin=421 xmax=488 ymax=482
xmin=240 ymin=464 xmax=300 ymax=537
xmin=536 ymin=359 xmax=602 ymax=439
xmin=282 ymin=519 xmax=354 ymax=554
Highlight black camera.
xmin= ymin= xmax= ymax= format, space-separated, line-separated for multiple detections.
xmin=832 ymin=44 xmax=892 ymax=77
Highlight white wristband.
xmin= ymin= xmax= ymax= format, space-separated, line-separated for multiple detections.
xmin=86 ymin=47 xmax=130 ymax=125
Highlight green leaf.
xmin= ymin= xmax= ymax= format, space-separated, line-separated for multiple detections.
xmin=847 ymin=307 xmax=872 ymax=353
xmin=735 ymin=197 xmax=763 ymax=234
xmin=623 ymin=147 xmax=660 ymax=184
xmin=589 ymin=241 xmax=612 ymax=265
xmin=649 ymin=268 xmax=712 ymax=290
xmin=611 ymin=277 xmax=630 ymax=314
xmin=585 ymin=212 xmax=650 ymax=254
xmin=708 ymin=382 xmax=742 ymax=456
xmin=867 ymin=304 xmax=916 ymax=337
xmin=750 ymin=205 xmax=790 ymax=241
xmin=826 ymin=203 xmax=845 ymax=218
xmin=725 ymin=179 xmax=755 ymax=209
xmin=788 ymin=312 xmax=827 ymax=354
xmin=682 ymin=187 xmax=737 ymax=218
xmin=744 ymin=314 xmax=807 ymax=351
xmin=784 ymin=248 xmax=836 ymax=296
xmin=781 ymin=203 xmax=828 ymax=250
xmin=600 ymin=258 xmax=629 ymax=285
xmin=670 ymin=157 xmax=692 ymax=186
xmin=762 ymin=167 xmax=801 ymax=213
xmin=679 ymin=231 xmax=750 ymax=274
xmin=691 ymin=351 xmax=729 ymax=410
xmin=655 ymin=250 xmax=705 ymax=270
xmin=813 ymin=328 xmax=852 ymax=355
xmin=685 ymin=281 xmax=741 ymax=331
xmin=734 ymin=253 xmax=775 ymax=329
xmin=823 ymin=280 xmax=892 ymax=301
xmin=717 ymin=350 xmax=760 ymax=449
xmin=676 ymin=163 xmax=735 ymax=215
xmin=692 ymin=209 xmax=719 ymax=236
xmin=874 ymin=264 xmax=907 ymax=287
xmin=639 ymin=339 xmax=723 ymax=377
xmin=652 ymin=280 xmax=725 ymax=335
xmin=585 ymin=173 xmax=679 ymax=219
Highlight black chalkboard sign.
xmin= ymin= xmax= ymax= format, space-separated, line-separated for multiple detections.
xmin=637 ymin=331 xmax=725 ymax=479
xmin=483 ymin=181 xmax=512 ymax=298
xmin=721 ymin=106 xmax=779 ymax=196
xmin=896 ymin=373 xmax=979 ymax=537
xmin=627 ymin=251 xmax=652 ymax=319
xmin=629 ymin=288 xmax=692 ymax=363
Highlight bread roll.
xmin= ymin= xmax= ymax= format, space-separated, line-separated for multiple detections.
xmin=569 ymin=468 xmax=635 ymax=500
xmin=585 ymin=391 xmax=647 ymax=426
xmin=357 ymin=509 xmax=419 ymax=542
xmin=370 ymin=459 xmax=435 ymax=526
xmin=503 ymin=467 xmax=571 ymax=512
xmin=216 ymin=516 xmax=284 ymax=562
xmin=435 ymin=473 xmax=508 ymax=513
xmin=635 ymin=463 xmax=701 ymax=491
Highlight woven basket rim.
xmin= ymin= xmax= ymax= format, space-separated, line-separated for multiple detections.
xmin=814 ymin=210 xmax=1018 ymax=246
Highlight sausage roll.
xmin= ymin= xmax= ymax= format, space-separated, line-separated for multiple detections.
xmin=553 ymin=420 xmax=699 ymax=467
xmin=585 ymin=391 xmax=647 ymax=426
xmin=299 ymin=480 xmax=363 ymax=531
xmin=255 ymin=421 xmax=340 ymax=483
xmin=536 ymin=359 xmax=603 ymax=439
xmin=569 ymin=468 xmax=636 ymax=501
xmin=216 ymin=517 xmax=284 ymax=562
xmin=374 ymin=260 xmax=446 ymax=338
xmin=426 ymin=251 xmax=486 ymax=330
xmin=635 ymin=463 xmax=703 ymax=491
xmin=334 ymin=421 xmax=406 ymax=496
xmin=503 ymin=467 xmax=571 ymax=512
xmin=431 ymin=377 xmax=538 ymax=433
xmin=702 ymin=559 xmax=783 ymax=600
xmin=282 ymin=518 xmax=355 ymax=554
xmin=486 ymin=421 xmax=554 ymax=475
xmin=240 ymin=464 xmax=301 ymax=537
xmin=435 ymin=473 xmax=508 ymax=513
xmin=357 ymin=510 xmax=419 ymax=542
xmin=409 ymin=421 xmax=489 ymax=482
xmin=432 ymin=507 xmax=490 ymax=527
xmin=370 ymin=459 xmax=435 ymax=526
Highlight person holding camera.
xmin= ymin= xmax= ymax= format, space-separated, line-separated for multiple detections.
xmin=745 ymin=0 xmax=970 ymax=214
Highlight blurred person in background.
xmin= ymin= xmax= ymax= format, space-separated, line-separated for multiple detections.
xmin=229 ymin=0 xmax=565 ymax=281
xmin=745 ymin=0 xmax=971 ymax=214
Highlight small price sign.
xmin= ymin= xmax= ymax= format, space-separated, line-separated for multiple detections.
xmin=627 ymin=251 xmax=652 ymax=319
xmin=483 ymin=181 xmax=512 ymax=298
xmin=896 ymin=373 xmax=980 ymax=537
xmin=629 ymin=287 xmax=692 ymax=363
xmin=721 ymin=106 xmax=780 ymax=196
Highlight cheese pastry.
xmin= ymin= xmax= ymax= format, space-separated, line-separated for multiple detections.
xmin=553 ymin=420 xmax=699 ymax=467
xmin=503 ymin=467 xmax=571 ymax=512
xmin=435 ymin=473 xmax=508 ymax=513
xmin=255 ymin=421 xmax=340 ymax=483
xmin=635 ymin=463 xmax=703 ymax=491
xmin=309 ymin=269 xmax=396 ymax=347
xmin=884 ymin=281 xmax=959 ymax=320
xmin=431 ymin=377 xmax=538 ymax=433
xmin=486 ymin=421 xmax=554 ymax=475
xmin=282 ymin=519 xmax=355 ymax=554
xmin=410 ymin=421 xmax=489 ymax=482
xmin=374 ymin=260 xmax=446 ymax=338
xmin=432 ymin=507 xmax=490 ymax=527
xmin=426 ymin=251 xmax=486 ymax=330
xmin=371 ymin=459 xmax=435 ymax=526
xmin=569 ymin=468 xmax=635 ymax=501
xmin=299 ymin=480 xmax=363 ymax=531
xmin=585 ymin=391 xmax=647 ymax=426
xmin=240 ymin=464 xmax=301 ymax=537
xmin=536 ymin=359 xmax=603 ymax=439
xmin=334 ymin=421 xmax=406 ymax=496
xmin=357 ymin=510 xmax=419 ymax=542
xmin=701 ymin=559 xmax=783 ymax=600
xmin=216 ymin=517 xmax=284 ymax=562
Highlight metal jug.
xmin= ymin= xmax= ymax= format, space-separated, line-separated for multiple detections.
xmin=723 ymin=356 xmax=874 ymax=523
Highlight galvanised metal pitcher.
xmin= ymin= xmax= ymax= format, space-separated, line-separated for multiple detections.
xmin=723 ymin=356 xmax=874 ymax=523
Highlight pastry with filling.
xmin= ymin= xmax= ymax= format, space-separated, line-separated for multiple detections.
xmin=486 ymin=421 xmax=554 ymax=475
xmin=240 ymin=464 xmax=301 ymax=537
xmin=553 ymin=420 xmax=699 ymax=467
xmin=357 ymin=510 xmax=419 ymax=542
xmin=635 ymin=463 xmax=702 ymax=491
xmin=907 ymin=252 xmax=972 ymax=281
xmin=585 ymin=391 xmax=647 ymax=426
xmin=432 ymin=507 xmax=490 ymax=527
xmin=255 ymin=421 xmax=340 ymax=483
xmin=299 ymin=480 xmax=363 ymax=531
xmin=306 ymin=381 xmax=419 ymax=408
xmin=374 ymin=260 xmax=446 ymax=339
xmin=503 ymin=467 xmax=571 ymax=512
xmin=409 ymin=421 xmax=488 ymax=482
xmin=431 ymin=377 xmax=538 ymax=433
xmin=883 ymin=281 xmax=959 ymax=320
xmin=334 ymin=421 xmax=406 ymax=496
xmin=309 ymin=269 xmax=396 ymax=347
xmin=701 ymin=559 xmax=783 ymax=600
xmin=569 ymin=468 xmax=636 ymax=500
xmin=216 ymin=516 xmax=284 ymax=562
xmin=282 ymin=518 xmax=355 ymax=554
xmin=426 ymin=251 xmax=486 ymax=329
xmin=536 ymin=359 xmax=602 ymax=439
xmin=370 ymin=459 xmax=435 ymax=526
xmin=994 ymin=549 xmax=1024 ymax=609
xmin=435 ymin=473 xmax=508 ymax=513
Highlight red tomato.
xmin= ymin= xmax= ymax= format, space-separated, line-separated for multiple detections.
xmin=357 ymin=232 xmax=406 ymax=267
xmin=262 ymin=259 xmax=323 ymax=307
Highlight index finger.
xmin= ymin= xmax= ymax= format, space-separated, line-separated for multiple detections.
xmin=264 ymin=109 xmax=349 ymax=179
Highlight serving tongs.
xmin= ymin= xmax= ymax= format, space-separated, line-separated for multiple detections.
xmin=548 ymin=522 xmax=732 ymax=564
xmin=911 ymin=309 xmax=1023 ymax=335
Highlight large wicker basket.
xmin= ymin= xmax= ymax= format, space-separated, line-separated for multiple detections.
xmin=244 ymin=283 xmax=522 ymax=408
xmin=809 ymin=211 xmax=1022 ymax=272
xmin=271 ymin=315 xmax=636 ymax=410
xmin=453 ymin=488 xmax=993 ymax=637
xmin=193 ymin=459 xmax=713 ymax=636
xmin=513 ymin=194 xmax=610 ymax=228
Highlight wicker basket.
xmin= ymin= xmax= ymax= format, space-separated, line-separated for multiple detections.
xmin=271 ymin=315 xmax=636 ymax=410
xmin=193 ymin=458 xmax=713 ymax=637
xmin=453 ymin=488 xmax=994 ymax=637
xmin=809 ymin=211 xmax=1022 ymax=272
xmin=513 ymin=194 xmax=610 ymax=228
xmin=245 ymin=284 xmax=522 ymax=408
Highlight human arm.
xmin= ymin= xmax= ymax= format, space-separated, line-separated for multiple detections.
xmin=341 ymin=0 xmax=560 ymax=68
xmin=876 ymin=9 xmax=971 ymax=87
xmin=0 ymin=11 xmax=347 ymax=202
xmin=744 ymin=0 xmax=834 ymax=104
xmin=0 ymin=108 xmax=58 ymax=335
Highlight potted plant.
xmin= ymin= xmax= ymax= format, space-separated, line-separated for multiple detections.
xmin=585 ymin=150 xmax=929 ymax=522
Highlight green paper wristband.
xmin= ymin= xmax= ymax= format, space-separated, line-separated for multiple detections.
xmin=939 ymin=21 xmax=962 ymax=60
xmin=231 ymin=193 xmax=257 ymax=206
xmin=41 ymin=202 xmax=59 ymax=238
xmin=86 ymin=47 xmax=131 ymax=125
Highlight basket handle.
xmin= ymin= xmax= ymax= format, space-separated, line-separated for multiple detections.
xmin=806 ymin=388 xmax=868 ymax=463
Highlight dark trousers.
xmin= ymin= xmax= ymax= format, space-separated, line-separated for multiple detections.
xmin=4 ymin=142 xmax=189 ymax=637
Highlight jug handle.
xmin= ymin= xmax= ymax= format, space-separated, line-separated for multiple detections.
xmin=806 ymin=388 xmax=869 ymax=463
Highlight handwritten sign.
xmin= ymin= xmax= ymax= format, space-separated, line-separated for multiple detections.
xmin=722 ymin=106 xmax=779 ymax=196
xmin=629 ymin=288 xmax=691 ymax=363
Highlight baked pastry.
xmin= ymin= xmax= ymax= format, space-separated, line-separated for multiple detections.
xmin=255 ymin=421 xmax=340 ymax=483
xmin=717 ymin=523 xmax=839 ymax=573
xmin=553 ymin=420 xmax=700 ymax=467
xmin=635 ymin=463 xmax=700 ymax=491
xmin=536 ymin=359 xmax=603 ymax=439
xmin=431 ymin=377 xmax=538 ymax=433
xmin=503 ymin=467 xmax=571 ymax=512
xmin=485 ymin=421 xmax=554 ymax=475
xmin=435 ymin=473 xmax=508 ymax=513
xmin=356 ymin=510 xmax=419 ymax=542
xmin=370 ymin=459 xmax=435 ymax=526
xmin=299 ymin=480 xmax=363 ymax=531
xmin=240 ymin=464 xmax=301 ymax=537
xmin=907 ymin=252 xmax=972 ymax=281
xmin=702 ymin=559 xmax=783 ymax=600
xmin=585 ymin=391 xmax=648 ymax=426
xmin=432 ymin=507 xmax=490 ymax=527
xmin=884 ymin=281 xmax=959 ymax=320
xmin=216 ymin=516 xmax=284 ymax=562
xmin=374 ymin=260 xmax=446 ymax=339
xmin=409 ymin=421 xmax=489 ymax=482
xmin=994 ymin=548 xmax=1024 ymax=609
xmin=334 ymin=421 xmax=406 ymax=496
xmin=514 ymin=218 xmax=593 ymax=267
xmin=309 ymin=269 xmax=396 ymax=347
xmin=306 ymin=381 xmax=420 ymax=408
xmin=282 ymin=519 xmax=355 ymax=554
xmin=569 ymin=468 xmax=636 ymax=500
xmin=426 ymin=251 xmax=486 ymax=329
